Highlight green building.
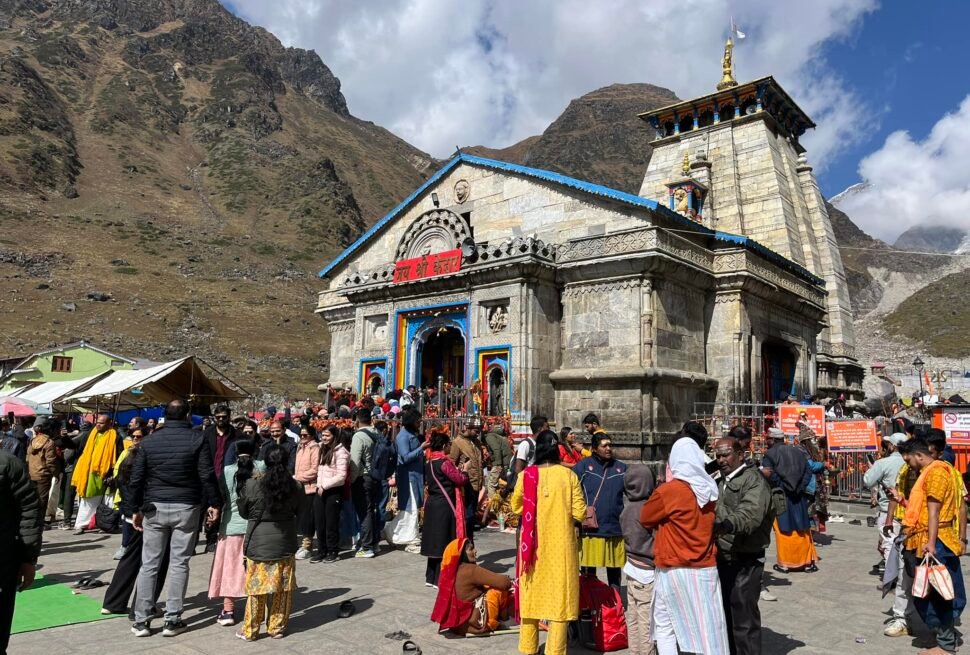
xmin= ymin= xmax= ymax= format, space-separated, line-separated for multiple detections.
xmin=0 ymin=341 xmax=136 ymax=395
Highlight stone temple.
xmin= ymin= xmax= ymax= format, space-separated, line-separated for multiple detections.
xmin=316 ymin=57 xmax=864 ymax=454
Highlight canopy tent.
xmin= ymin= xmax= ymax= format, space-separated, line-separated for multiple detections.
xmin=9 ymin=373 xmax=111 ymax=409
xmin=65 ymin=356 xmax=250 ymax=409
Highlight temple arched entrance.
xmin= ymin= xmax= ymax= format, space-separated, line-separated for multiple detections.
xmin=418 ymin=326 xmax=465 ymax=388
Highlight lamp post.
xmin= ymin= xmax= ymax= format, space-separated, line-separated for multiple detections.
xmin=913 ymin=356 xmax=925 ymax=399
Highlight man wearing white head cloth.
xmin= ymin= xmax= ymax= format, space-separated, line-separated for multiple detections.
xmin=641 ymin=438 xmax=729 ymax=655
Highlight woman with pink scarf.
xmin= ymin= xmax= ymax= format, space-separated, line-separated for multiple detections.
xmin=511 ymin=430 xmax=587 ymax=655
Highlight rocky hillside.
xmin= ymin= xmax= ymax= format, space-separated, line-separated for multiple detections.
xmin=883 ymin=269 xmax=970 ymax=358
xmin=893 ymin=225 xmax=969 ymax=254
xmin=0 ymin=0 xmax=434 ymax=395
xmin=467 ymin=83 xmax=679 ymax=193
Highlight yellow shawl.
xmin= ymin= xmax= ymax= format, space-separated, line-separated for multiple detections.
xmin=71 ymin=428 xmax=118 ymax=497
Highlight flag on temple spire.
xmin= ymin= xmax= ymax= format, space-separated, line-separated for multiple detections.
xmin=731 ymin=17 xmax=746 ymax=40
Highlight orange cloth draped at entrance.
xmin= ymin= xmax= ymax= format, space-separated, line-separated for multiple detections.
xmin=773 ymin=521 xmax=817 ymax=569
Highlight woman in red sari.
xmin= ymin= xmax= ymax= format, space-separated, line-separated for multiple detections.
xmin=421 ymin=432 xmax=469 ymax=588
xmin=431 ymin=538 xmax=513 ymax=635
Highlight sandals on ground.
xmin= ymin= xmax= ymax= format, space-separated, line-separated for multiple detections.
xmin=402 ymin=640 xmax=422 ymax=655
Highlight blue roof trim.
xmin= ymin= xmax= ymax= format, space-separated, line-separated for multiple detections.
xmin=714 ymin=232 xmax=825 ymax=287
xmin=319 ymin=155 xmax=463 ymax=278
xmin=318 ymin=152 xmax=824 ymax=289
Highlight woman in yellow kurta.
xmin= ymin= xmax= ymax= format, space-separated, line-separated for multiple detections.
xmin=511 ymin=430 xmax=586 ymax=655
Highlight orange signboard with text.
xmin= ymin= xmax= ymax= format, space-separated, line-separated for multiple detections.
xmin=826 ymin=420 xmax=879 ymax=452
xmin=778 ymin=405 xmax=826 ymax=436
xmin=393 ymin=249 xmax=462 ymax=283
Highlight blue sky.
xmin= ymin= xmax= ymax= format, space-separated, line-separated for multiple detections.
xmin=816 ymin=2 xmax=967 ymax=197
xmin=223 ymin=1 xmax=970 ymax=241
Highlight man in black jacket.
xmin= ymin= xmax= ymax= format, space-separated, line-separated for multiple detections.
xmin=201 ymin=405 xmax=238 ymax=553
xmin=129 ymin=399 xmax=221 ymax=638
xmin=0 ymin=449 xmax=41 ymax=653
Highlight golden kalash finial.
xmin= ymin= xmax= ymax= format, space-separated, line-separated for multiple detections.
xmin=717 ymin=37 xmax=738 ymax=90
xmin=681 ymin=150 xmax=691 ymax=175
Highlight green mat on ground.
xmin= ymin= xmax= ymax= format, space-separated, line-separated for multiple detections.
xmin=12 ymin=574 xmax=121 ymax=634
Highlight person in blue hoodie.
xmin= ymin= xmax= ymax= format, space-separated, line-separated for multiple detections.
xmin=385 ymin=408 xmax=427 ymax=553
xmin=576 ymin=432 xmax=628 ymax=587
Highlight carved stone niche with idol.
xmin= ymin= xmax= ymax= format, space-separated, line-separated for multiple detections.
xmin=665 ymin=151 xmax=708 ymax=225
xmin=363 ymin=314 xmax=388 ymax=348
xmin=481 ymin=301 xmax=510 ymax=335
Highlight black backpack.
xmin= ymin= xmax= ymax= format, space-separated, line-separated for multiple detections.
xmin=367 ymin=429 xmax=398 ymax=482
xmin=504 ymin=437 xmax=534 ymax=486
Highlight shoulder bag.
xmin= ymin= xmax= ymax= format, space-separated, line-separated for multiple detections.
xmin=582 ymin=467 xmax=608 ymax=531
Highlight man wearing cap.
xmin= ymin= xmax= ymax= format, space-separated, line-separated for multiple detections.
xmin=864 ymin=433 xmax=907 ymax=636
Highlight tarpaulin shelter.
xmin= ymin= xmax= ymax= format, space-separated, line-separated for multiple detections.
xmin=8 ymin=372 xmax=112 ymax=411
xmin=65 ymin=356 xmax=250 ymax=410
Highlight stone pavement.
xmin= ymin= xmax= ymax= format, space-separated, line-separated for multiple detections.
xmin=11 ymin=519 xmax=969 ymax=655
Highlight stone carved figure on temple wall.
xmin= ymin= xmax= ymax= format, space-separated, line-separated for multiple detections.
xmin=488 ymin=367 xmax=505 ymax=416
xmin=455 ymin=179 xmax=470 ymax=204
xmin=488 ymin=305 xmax=508 ymax=333
xmin=674 ymin=188 xmax=689 ymax=215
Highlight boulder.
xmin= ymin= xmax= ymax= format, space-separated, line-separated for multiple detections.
xmin=863 ymin=375 xmax=898 ymax=415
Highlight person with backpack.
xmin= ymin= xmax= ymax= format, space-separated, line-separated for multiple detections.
xmin=349 ymin=408 xmax=381 ymax=558
xmin=502 ymin=416 xmax=545 ymax=497
xmin=714 ymin=437 xmax=774 ymax=655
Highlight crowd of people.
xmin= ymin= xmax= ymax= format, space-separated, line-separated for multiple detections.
xmin=0 ymin=397 xmax=966 ymax=655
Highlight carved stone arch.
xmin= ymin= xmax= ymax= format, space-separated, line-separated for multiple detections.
xmin=395 ymin=209 xmax=472 ymax=260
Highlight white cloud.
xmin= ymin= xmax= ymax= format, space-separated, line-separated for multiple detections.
xmin=834 ymin=95 xmax=970 ymax=242
xmin=225 ymin=0 xmax=877 ymax=168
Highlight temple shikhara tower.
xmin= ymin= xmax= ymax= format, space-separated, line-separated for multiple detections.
xmin=316 ymin=41 xmax=864 ymax=455
xmin=637 ymin=40 xmax=861 ymax=407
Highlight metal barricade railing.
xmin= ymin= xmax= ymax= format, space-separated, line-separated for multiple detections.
xmin=690 ymin=403 xmax=886 ymax=501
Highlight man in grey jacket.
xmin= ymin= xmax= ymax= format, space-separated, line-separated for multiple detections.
xmin=349 ymin=408 xmax=378 ymax=558
xmin=714 ymin=436 xmax=774 ymax=655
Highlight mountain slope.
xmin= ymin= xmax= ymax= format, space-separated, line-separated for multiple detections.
xmin=467 ymin=83 xmax=679 ymax=193
xmin=0 ymin=0 xmax=434 ymax=395
xmin=893 ymin=225 xmax=968 ymax=254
